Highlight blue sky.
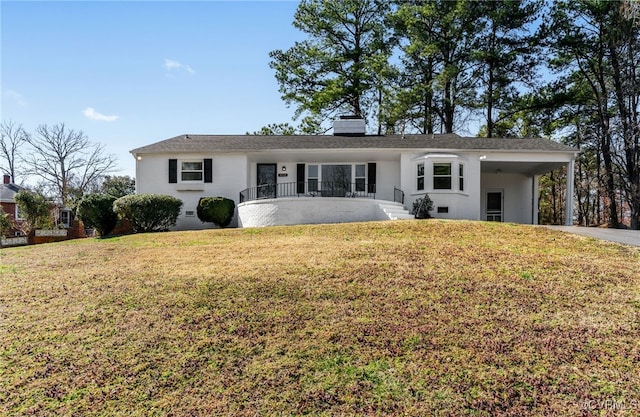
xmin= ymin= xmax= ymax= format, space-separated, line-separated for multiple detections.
xmin=1 ymin=0 xmax=303 ymax=179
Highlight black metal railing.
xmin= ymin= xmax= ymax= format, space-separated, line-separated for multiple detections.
xmin=240 ymin=181 xmax=378 ymax=203
xmin=394 ymin=187 xmax=405 ymax=204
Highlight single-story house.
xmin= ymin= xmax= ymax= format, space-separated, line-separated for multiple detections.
xmin=131 ymin=119 xmax=578 ymax=229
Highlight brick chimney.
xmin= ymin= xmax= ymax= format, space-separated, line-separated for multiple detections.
xmin=3 ymin=174 xmax=10 ymax=185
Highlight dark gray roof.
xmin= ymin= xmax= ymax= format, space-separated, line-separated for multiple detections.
xmin=131 ymin=133 xmax=577 ymax=155
xmin=0 ymin=183 xmax=21 ymax=202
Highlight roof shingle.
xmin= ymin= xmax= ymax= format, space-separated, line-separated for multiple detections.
xmin=130 ymin=134 xmax=577 ymax=155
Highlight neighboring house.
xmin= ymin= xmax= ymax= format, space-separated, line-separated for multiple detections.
xmin=131 ymin=119 xmax=578 ymax=229
xmin=0 ymin=174 xmax=73 ymax=233
xmin=0 ymin=174 xmax=23 ymax=236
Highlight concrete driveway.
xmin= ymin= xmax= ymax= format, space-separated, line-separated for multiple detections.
xmin=542 ymin=225 xmax=640 ymax=247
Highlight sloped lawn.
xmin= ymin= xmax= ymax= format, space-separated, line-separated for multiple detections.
xmin=1 ymin=220 xmax=639 ymax=416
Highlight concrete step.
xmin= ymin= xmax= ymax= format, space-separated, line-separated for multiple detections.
xmin=378 ymin=203 xmax=414 ymax=221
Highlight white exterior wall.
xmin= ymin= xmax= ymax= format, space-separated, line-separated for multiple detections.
xmin=375 ymin=160 xmax=401 ymax=202
xmin=135 ymin=153 xmax=247 ymax=230
xmin=400 ymin=151 xmax=482 ymax=220
xmin=134 ymin=146 xmax=573 ymax=229
xmin=481 ymin=173 xmax=533 ymax=224
xmin=238 ymin=197 xmax=394 ymax=227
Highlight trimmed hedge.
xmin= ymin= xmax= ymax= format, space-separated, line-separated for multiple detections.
xmin=113 ymin=194 xmax=183 ymax=232
xmin=197 ymin=197 xmax=235 ymax=228
xmin=76 ymin=193 xmax=118 ymax=237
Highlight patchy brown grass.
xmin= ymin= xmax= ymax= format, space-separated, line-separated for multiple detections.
xmin=1 ymin=220 xmax=639 ymax=416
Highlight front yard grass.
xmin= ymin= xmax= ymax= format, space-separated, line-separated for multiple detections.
xmin=1 ymin=220 xmax=639 ymax=416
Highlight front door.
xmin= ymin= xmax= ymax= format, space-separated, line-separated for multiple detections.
xmin=257 ymin=164 xmax=277 ymax=199
xmin=486 ymin=191 xmax=503 ymax=222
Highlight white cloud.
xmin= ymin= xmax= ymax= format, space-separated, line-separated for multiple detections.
xmin=82 ymin=107 xmax=119 ymax=122
xmin=163 ymin=58 xmax=195 ymax=75
xmin=5 ymin=90 xmax=28 ymax=107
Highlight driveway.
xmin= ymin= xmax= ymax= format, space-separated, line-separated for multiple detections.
xmin=542 ymin=225 xmax=640 ymax=247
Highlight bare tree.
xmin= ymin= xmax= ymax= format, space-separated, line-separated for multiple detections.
xmin=0 ymin=120 xmax=29 ymax=183
xmin=24 ymin=123 xmax=117 ymax=205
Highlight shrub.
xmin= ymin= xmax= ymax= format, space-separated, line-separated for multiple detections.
xmin=197 ymin=197 xmax=235 ymax=227
xmin=76 ymin=194 xmax=118 ymax=237
xmin=413 ymin=195 xmax=434 ymax=219
xmin=14 ymin=190 xmax=53 ymax=233
xmin=0 ymin=206 xmax=12 ymax=237
xmin=113 ymin=194 xmax=183 ymax=233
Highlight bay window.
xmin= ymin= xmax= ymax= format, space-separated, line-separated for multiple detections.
xmin=417 ymin=162 xmax=425 ymax=191
xmin=433 ymin=163 xmax=452 ymax=190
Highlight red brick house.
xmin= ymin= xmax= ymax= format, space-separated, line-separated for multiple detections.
xmin=0 ymin=174 xmax=23 ymax=236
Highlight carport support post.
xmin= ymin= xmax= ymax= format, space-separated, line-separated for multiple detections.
xmin=532 ymin=175 xmax=540 ymax=225
xmin=565 ymin=160 xmax=575 ymax=226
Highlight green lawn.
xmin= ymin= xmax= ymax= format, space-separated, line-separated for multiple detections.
xmin=1 ymin=220 xmax=639 ymax=416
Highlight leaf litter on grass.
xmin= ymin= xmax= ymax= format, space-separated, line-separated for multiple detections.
xmin=1 ymin=220 xmax=639 ymax=416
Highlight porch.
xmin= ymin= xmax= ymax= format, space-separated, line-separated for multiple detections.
xmin=239 ymin=181 xmax=405 ymax=204
xmin=237 ymin=182 xmax=410 ymax=227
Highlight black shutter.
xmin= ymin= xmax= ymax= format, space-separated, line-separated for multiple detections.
xmin=169 ymin=159 xmax=178 ymax=183
xmin=296 ymin=164 xmax=305 ymax=194
xmin=204 ymin=158 xmax=213 ymax=183
xmin=367 ymin=162 xmax=376 ymax=193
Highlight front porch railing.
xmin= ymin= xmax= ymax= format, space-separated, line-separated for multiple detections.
xmin=394 ymin=187 xmax=405 ymax=204
xmin=240 ymin=181 xmax=378 ymax=203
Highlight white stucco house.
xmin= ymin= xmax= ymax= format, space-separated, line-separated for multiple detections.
xmin=131 ymin=119 xmax=578 ymax=229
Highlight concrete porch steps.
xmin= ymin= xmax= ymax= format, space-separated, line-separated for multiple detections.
xmin=378 ymin=202 xmax=414 ymax=221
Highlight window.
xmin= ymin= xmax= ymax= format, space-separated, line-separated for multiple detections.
xmin=417 ymin=162 xmax=425 ymax=191
xmin=308 ymin=165 xmax=318 ymax=192
xmin=433 ymin=163 xmax=452 ymax=190
xmin=60 ymin=210 xmax=71 ymax=228
xmin=303 ymin=163 xmax=370 ymax=194
xmin=459 ymin=163 xmax=464 ymax=191
xmin=169 ymin=158 xmax=212 ymax=183
xmin=321 ymin=165 xmax=352 ymax=197
xmin=181 ymin=161 xmax=203 ymax=181
xmin=355 ymin=164 xmax=366 ymax=192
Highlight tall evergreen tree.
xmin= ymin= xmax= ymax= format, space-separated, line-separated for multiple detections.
xmin=473 ymin=0 xmax=542 ymax=138
xmin=389 ymin=0 xmax=482 ymax=134
xmin=546 ymin=0 xmax=640 ymax=228
xmin=269 ymin=0 xmax=392 ymax=130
